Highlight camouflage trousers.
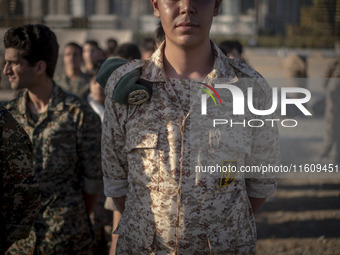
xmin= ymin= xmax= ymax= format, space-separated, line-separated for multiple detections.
xmin=116 ymin=235 xmax=255 ymax=255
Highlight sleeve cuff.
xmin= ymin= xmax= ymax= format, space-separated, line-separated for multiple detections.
xmin=103 ymin=176 xmax=128 ymax=198
xmin=246 ymin=179 xmax=277 ymax=198
xmin=83 ymin=177 xmax=103 ymax=194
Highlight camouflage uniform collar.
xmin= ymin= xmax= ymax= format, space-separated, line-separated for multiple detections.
xmin=141 ymin=41 xmax=167 ymax=83
xmin=47 ymin=83 xmax=65 ymax=112
xmin=142 ymin=41 xmax=238 ymax=84
xmin=16 ymin=83 xmax=64 ymax=115
xmin=204 ymin=42 xmax=239 ymax=85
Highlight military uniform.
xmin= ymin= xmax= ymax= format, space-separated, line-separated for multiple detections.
xmin=3 ymin=84 xmax=102 ymax=255
xmin=54 ymin=72 xmax=90 ymax=100
xmin=322 ymin=58 xmax=340 ymax=163
xmin=102 ymin=42 xmax=280 ymax=254
xmin=0 ymin=103 xmax=40 ymax=254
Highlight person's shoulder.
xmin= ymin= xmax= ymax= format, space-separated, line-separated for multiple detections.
xmin=54 ymin=85 xmax=100 ymax=119
xmin=1 ymin=91 xmax=24 ymax=112
xmin=54 ymin=84 xmax=85 ymax=107
xmin=0 ymin=103 xmax=30 ymax=143
xmin=226 ymin=58 xmax=272 ymax=97
xmin=228 ymin=58 xmax=265 ymax=80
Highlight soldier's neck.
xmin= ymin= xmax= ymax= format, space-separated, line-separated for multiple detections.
xmin=27 ymin=78 xmax=53 ymax=114
xmin=163 ymin=40 xmax=214 ymax=81
xmin=66 ymin=67 xmax=81 ymax=80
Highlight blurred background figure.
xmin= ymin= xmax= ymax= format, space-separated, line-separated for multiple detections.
xmin=321 ymin=58 xmax=340 ymax=164
xmin=82 ymin=40 xmax=103 ymax=75
xmin=54 ymin=42 xmax=90 ymax=100
xmin=88 ymin=60 xmax=106 ymax=121
xmin=114 ymin=43 xmax=141 ymax=60
xmin=87 ymin=60 xmax=112 ymax=254
xmin=154 ymin=22 xmax=165 ymax=48
xmin=282 ymin=53 xmax=308 ymax=98
xmin=105 ymin=38 xmax=118 ymax=58
xmin=219 ymin=40 xmax=248 ymax=64
xmin=219 ymin=40 xmax=242 ymax=60
xmin=139 ymin=37 xmax=155 ymax=60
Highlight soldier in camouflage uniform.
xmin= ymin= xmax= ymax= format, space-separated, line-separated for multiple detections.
xmin=0 ymin=103 xmax=40 ymax=254
xmin=101 ymin=0 xmax=280 ymax=254
xmin=54 ymin=42 xmax=91 ymax=100
xmin=2 ymin=24 xmax=102 ymax=255
xmin=321 ymin=58 xmax=340 ymax=164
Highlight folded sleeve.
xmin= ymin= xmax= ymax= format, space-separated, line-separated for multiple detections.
xmin=102 ymin=96 xmax=129 ymax=198
xmin=245 ymin=78 xmax=281 ymax=198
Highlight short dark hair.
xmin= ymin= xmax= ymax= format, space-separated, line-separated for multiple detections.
xmin=64 ymin=41 xmax=83 ymax=55
xmin=107 ymin=38 xmax=117 ymax=47
xmin=4 ymin=24 xmax=59 ymax=78
xmin=114 ymin=43 xmax=141 ymax=60
xmin=84 ymin=40 xmax=99 ymax=49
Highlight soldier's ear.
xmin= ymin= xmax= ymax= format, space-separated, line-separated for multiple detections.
xmin=36 ymin=60 xmax=47 ymax=76
xmin=214 ymin=0 xmax=222 ymax=16
xmin=151 ymin=0 xmax=161 ymax=18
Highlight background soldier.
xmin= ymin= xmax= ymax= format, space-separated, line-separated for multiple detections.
xmin=54 ymin=42 xmax=91 ymax=100
xmin=2 ymin=24 xmax=102 ymax=254
xmin=321 ymin=58 xmax=340 ymax=164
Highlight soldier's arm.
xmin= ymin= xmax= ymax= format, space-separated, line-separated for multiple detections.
xmin=76 ymin=105 xmax=103 ymax=210
xmin=245 ymin=80 xmax=280 ymax=212
xmin=102 ymin=96 xmax=130 ymax=255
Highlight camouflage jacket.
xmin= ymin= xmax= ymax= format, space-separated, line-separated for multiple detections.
xmin=3 ymin=84 xmax=102 ymax=254
xmin=54 ymin=72 xmax=90 ymax=100
xmin=0 ymin=103 xmax=40 ymax=253
xmin=102 ymin=42 xmax=280 ymax=254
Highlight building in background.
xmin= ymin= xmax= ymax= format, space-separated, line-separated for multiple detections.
xmin=0 ymin=0 xmax=257 ymax=35
xmin=0 ymin=0 xmax=338 ymax=48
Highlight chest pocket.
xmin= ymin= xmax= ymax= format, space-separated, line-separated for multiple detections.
xmin=124 ymin=129 xmax=160 ymax=189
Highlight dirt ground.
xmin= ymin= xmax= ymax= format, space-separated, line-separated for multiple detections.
xmin=256 ymin=178 xmax=340 ymax=255
xmin=248 ymin=49 xmax=340 ymax=255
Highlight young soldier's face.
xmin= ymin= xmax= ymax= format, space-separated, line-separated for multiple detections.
xmin=151 ymin=0 xmax=221 ymax=48
xmin=3 ymin=48 xmax=38 ymax=90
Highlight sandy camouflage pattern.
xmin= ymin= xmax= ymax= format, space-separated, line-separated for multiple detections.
xmin=102 ymin=42 xmax=280 ymax=254
xmin=0 ymin=103 xmax=40 ymax=253
xmin=54 ymin=72 xmax=90 ymax=100
xmin=3 ymin=84 xmax=102 ymax=255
